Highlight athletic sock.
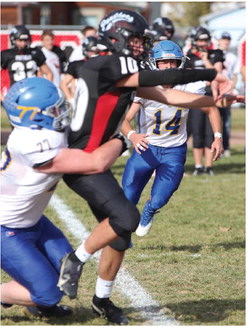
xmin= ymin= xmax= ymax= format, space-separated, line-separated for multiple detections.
xmin=95 ymin=276 xmax=114 ymax=298
xmin=195 ymin=164 xmax=203 ymax=169
xmin=75 ymin=241 xmax=92 ymax=263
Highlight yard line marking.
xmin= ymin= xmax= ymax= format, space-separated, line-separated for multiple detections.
xmin=49 ymin=193 xmax=179 ymax=326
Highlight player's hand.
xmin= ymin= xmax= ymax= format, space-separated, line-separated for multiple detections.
xmin=129 ymin=133 xmax=150 ymax=154
xmin=198 ymin=51 xmax=208 ymax=61
xmin=215 ymin=94 xmax=246 ymax=108
xmin=210 ymin=138 xmax=224 ymax=161
xmin=211 ymin=73 xmax=232 ymax=101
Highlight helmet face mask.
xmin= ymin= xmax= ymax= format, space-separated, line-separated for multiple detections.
xmin=148 ymin=40 xmax=186 ymax=70
xmin=3 ymin=77 xmax=72 ymax=131
xmin=98 ymin=9 xmax=151 ymax=59
xmin=10 ymin=25 xmax=31 ymax=49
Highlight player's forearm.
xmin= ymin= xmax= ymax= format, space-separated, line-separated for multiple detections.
xmin=41 ymin=64 xmax=53 ymax=81
xmin=116 ymin=69 xmax=217 ymax=88
xmin=138 ymin=68 xmax=217 ymax=87
xmin=46 ymin=71 xmax=53 ymax=82
xmin=200 ymin=106 xmax=222 ymax=134
xmin=60 ymin=77 xmax=73 ymax=100
xmin=137 ymin=86 xmax=216 ymax=109
xmin=121 ymin=118 xmax=134 ymax=138
xmin=35 ymin=139 xmax=123 ymax=174
xmin=92 ymin=138 xmax=123 ymax=172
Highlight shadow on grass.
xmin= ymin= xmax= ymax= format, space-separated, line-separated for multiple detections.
xmin=142 ymin=240 xmax=245 ymax=253
xmin=185 ymin=162 xmax=245 ymax=175
xmin=124 ymin=297 xmax=245 ymax=324
xmin=1 ymin=307 xmax=96 ymax=326
xmin=165 ymin=297 xmax=245 ymax=323
xmin=2 ymin=298 xmax=245 ymax=325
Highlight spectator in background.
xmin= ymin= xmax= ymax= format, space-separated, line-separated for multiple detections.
xmin=185 ymin=26 xmax=225 ymax=176
xmin=0 ymin=25 xmax=52 ymax=101
xmin=60 ymin=36 xmax=99 ymax=105
xmin=40 ymin=29 xmax=66 ymax=87
xmin=217 ymin=32 xmax=240 ymax=157
xmin=68 ymin=26 xmax=97 ymax=63
xmin=42 ymin=29 xmax=67 ymax=73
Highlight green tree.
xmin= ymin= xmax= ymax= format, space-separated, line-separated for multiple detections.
xmin=166 ymin=2 xmax=212 ymax=27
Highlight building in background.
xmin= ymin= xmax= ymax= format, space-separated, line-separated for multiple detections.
xmin=1 ymin=2 xmax=152 ymax=27
xmin=200 ymin=3 xmax=245 ymax=50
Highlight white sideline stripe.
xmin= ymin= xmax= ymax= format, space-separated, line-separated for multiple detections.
xmin=49 ymin=194 xmax=179 ymax=326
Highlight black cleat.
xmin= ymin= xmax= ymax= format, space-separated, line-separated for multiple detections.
xmin=204 ymin=166 xmax=215 ymax=176
xmin=92 ymin=295 xmax=129 ymax=325
xmin=57 ymin=251 xmax=84 ymax=299
xmin=24 ymin=304 xmax=73 ymax=317
xmin=192 ymin=167 xmax=204 ymax=176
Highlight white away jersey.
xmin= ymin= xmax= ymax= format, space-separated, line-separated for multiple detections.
xmin=0 ymin=127 xmax=67 ymax=228
xmin=135 ymin=81 xmax=206 ymax=147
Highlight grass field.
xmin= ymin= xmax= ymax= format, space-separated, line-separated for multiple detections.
xmin=1 ymin=108 xmax=245 ymax=326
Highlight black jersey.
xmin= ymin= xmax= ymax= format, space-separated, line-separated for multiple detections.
xmin=65 ymin=60 xmax=85 ymax=77
xmin=185 ymin=49 xmax=224 ymax=69
xmin=1 ymin=47 xmax=46 ymax=85
xmin=52 ymin=45 xmax=67 ymax=73
xmin=68 ymin=54 xmax=140 ymax=152
xmin=185 ymin=48 xmax=224 ymax=95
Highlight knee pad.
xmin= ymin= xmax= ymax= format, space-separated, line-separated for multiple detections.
xmin=108 ymin=232 xmax=132 ymax=251
xmin=109 ymin=202 xmax=140 ymax=236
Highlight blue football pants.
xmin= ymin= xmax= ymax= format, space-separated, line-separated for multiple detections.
xmin=122 ymin=143 xmax=187 ymax=211
xmin=1 ymin=215 xmax=73 ymax=306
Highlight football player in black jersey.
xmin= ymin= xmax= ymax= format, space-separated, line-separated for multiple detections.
xmin=37 ymin=10 xmax=241 ymax=325
xmin=185 ymin=26 xmax=225 ymax=176
xmin=150 ymin=16 xmax=175 ymax=42
xmin=1 ymin=25 xmax=53 ymax=100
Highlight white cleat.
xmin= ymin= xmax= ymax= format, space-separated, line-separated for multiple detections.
xmin=135 ymin=220 xmax=153 ymax=237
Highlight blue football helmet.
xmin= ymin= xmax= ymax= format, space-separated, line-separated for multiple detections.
xmin=3 ymin=77 xmax=71 ymax=131
xmin=148 ymin=40 xmax=186 ymax=70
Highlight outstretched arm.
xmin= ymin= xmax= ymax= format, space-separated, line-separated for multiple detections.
xmin=35 ymin=138 xmax=123 ymax=174
xmin=136 ymin=86 xmax=243 ymax=109
xmin=116 ymin=68 xmax=232 ymax=99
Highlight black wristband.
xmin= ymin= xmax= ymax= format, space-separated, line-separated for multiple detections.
xmin=138 ymin=69 xmax=217 ymax=87
xmin=112 ymin=134 xmax=129 ymax=155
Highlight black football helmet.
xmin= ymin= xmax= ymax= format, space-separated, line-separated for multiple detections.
xmin=98 ymin=9 xmax=151 ymax=57
xmin=192 ymin=26 xmax=211 ymax=42
xmin=10 ymin=25 xmax=31 ymax=48
xmin=82 ymin=36 xmax=99 ymax=58
xmin=151 ymin=17 xmax=175 ymax=41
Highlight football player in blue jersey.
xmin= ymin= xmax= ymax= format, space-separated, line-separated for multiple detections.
xmin=121 ymin=40 xmax=225 ymax=237
xmin=0 ymin=77 xmax=125 ymax=319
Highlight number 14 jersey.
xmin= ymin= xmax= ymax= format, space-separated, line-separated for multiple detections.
xmin=135 ymin=81 xmax=206 ymax=148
